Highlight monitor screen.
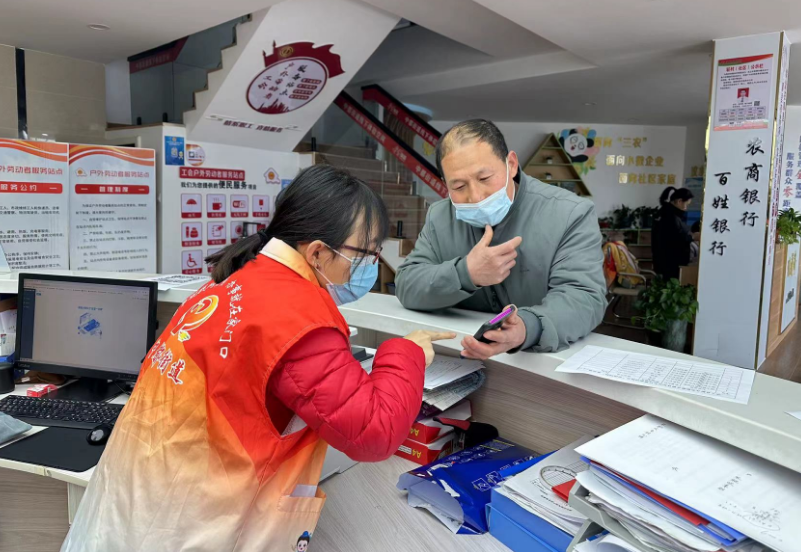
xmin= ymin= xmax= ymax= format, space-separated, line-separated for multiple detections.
xmin=16 ymin=275 xmax=157 ymax=380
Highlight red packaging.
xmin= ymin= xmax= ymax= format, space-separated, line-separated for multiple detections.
xmin=407 ymin=400 xmax=471 ymax=444
xmin=27 ymin=384 xmax=57 ymax=397
xmin=396 ymin=432 xmax=459 ymax=465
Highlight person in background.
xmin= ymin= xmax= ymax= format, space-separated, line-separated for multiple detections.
xmin=61 ymin=166 xmax=455 ymax=552
xmin=395 ymin=119 xmax=606 ymax=358
xmin=652 ymin=186 xmax=697 ymax=280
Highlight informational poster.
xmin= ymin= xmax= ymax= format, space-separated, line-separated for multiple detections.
xmin=0 ymin=140 xmax=70 ymax=270
xmin=164 ymin=136 xmax=185 ymax=166
xmin=157 ymin=133 xmax=300 ymax=274
xmin=69 ymin=145 xmax=157 ymax=273
xmin=778 ymin=105 xmax=801 ymax=331
xmin=782 ymin=243 xmax=800 ymax=331
xmin=714 ymin=54 xmax=774 ymax=131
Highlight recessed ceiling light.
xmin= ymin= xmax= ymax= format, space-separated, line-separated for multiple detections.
xmin=584 ymin=102 xmax=597 ymax=106
xmin=41 ymin=133 xmax=48 ymax=137
xmin=88 ymin=23 xmax=110 ymax=31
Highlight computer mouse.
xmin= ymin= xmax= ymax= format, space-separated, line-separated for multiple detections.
xmin=87 ymin=424 xmax=113 ymax=446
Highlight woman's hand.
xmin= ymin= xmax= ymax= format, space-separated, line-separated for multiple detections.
xmin=403 ymin=330 xmax=457 ymax=367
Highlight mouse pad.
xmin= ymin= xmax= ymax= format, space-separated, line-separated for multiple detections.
xmin=0 ymin=427 xmax=105 ymax=472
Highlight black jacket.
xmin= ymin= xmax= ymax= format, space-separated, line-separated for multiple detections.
xmin=652 ymin=203 xmax=693 ymax=280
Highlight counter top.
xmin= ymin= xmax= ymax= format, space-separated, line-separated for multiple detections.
xmin=3 ymin=270 xmax=800 ymax=472
xmin=0 ymin=270 xmax=202 ymax=304
xmin=341 ymin=293 xmax=801 ymax=473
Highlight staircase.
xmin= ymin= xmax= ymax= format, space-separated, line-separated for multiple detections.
xmin=299 ymin=149 xmax=429 ymax=242
xmin=298 ymin=86 xmax=449 ymax=276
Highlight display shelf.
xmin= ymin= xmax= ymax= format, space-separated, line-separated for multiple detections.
xmin=523 ymin=134 xmax=591 ymax=196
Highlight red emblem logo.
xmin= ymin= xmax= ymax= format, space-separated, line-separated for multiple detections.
xmin=246 ymin=41 xmax=344 ymax=115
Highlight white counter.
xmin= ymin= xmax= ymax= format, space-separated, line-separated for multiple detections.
xmin=3 ymin=269 xmax=800 ymax=472
xmin=341 ymin=294 xmax=801 ymax=474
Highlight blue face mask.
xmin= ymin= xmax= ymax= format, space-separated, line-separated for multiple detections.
xmin=315 ymin=246 xmax=378 ymax=306
xmin=450 ymin=159 xmax=514 ymax=228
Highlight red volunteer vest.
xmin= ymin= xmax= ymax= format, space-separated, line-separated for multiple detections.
xmin=62 ymin=254 xmax=350 ymax=552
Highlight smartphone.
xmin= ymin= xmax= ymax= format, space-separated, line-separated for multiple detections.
xmin=473 ymin=307 xmax=514 ymax=343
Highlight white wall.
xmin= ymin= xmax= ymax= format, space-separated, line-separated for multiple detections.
xmin=105 ymin=59 xmax=132 ymax=125
xmin=432 ymin=120 xmax=690 ymax=217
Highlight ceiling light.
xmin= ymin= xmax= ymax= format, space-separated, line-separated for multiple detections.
xmin=584 ymin=102 xmax=596 ymax=106
xmin=88 ymin=23 xmax=110 ymax=31
xmin=41 ymin=133 xmax=48 ymax=137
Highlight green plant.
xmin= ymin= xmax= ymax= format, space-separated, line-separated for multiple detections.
xmin=777 ymin=208 xmax=801 ymax=245
xmin=612 ymin=205 xmax=634 ymax=229
xmin=632 ymin=206 xmax=659 ymax=229
xmin=634 ymin=277 xmax=699 ymax=332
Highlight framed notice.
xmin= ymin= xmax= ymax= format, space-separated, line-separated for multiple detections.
xmin=714 ymin=54 xmax=774 ymax=131
xmin=69 ymin=145 xmax=157 ymax=272
xmin=0 ymin=140 xmax=70 ymax=270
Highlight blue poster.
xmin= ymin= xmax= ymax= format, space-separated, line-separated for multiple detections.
xmin=281 ymin=179 xmax=292 ymax=190
xmin=165 ymin=136 xmax=185 ymax=166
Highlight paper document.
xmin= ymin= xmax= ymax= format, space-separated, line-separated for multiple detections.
xmin=556 ymin=346 xmax=754 ymax=404
xmin=145 ymin=274 xmax=210 ymax=291
xmin=576 ymin=416 xmax=801 ymax=552
xmin=501 ymin=435 xmax=593 ymax=535
xmin=422 ymin=371 xmax=485 ymax=411
xmin=0 ymin=244 xmax=8 ymax=272
xmin=424 ymin=357 xmax=484 ymax=390
xmin=787 ymin=411 xmax=801 ymax=422
xmin=597 ymin=534 xmax=647 ymax=552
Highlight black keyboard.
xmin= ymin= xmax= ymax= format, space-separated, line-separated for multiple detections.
xmin=0 ymin=396 xmax=123 ymax=430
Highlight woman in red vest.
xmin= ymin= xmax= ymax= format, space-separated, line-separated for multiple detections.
xmin=62 ymin=165 xmax=455 ymax=552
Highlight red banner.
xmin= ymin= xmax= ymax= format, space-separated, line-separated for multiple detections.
xmin=74 ymin=184 xmax=150 ymax=194
xmin=0 ymin=182 xmax=63 ymax=193
xmin=129 ymin=38 xmax=187 ymax=74
xmin=363 ymin=86 xmax=440 ymax=148
xmin=180 ymin=167 xmax=245 ymax=180
xmin=333 ymin=95 xmax=447 ymax=198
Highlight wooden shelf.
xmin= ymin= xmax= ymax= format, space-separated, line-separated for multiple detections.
xmin=523 ymin=133 xmax=591 ymax=196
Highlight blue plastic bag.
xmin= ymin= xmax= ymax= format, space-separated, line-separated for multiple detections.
xmin=397 ymin=438 xmax=538 ymax=534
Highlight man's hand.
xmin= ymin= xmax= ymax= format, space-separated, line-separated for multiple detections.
xmin=461 ymin=305 xmax=526 ymax=360
xmin=465 ymin=226 xmax=523 ymax=287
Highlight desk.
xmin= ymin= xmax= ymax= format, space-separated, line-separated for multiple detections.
xmin=0 ymin=386 xmax=510 ymax=552
xmin=1 ymin=270 xmax=800 ymax=551
xmin=315 ymin=456 xmax=510 ymax=552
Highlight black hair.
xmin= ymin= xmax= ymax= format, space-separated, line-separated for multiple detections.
xmin=297 ymin=535 xmax=310 ymax=544
xmin=660 ymin=186 xmax=694 ymax=205
xmin=436 ymin=119 xmax=514 ymax=180
xmin=205 ymin=165 xmax=389 ymax=283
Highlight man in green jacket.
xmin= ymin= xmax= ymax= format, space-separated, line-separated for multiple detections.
xmin=395 ymin=120 xmax=606 ymax=358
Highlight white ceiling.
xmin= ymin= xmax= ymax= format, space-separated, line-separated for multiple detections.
xmin=0 ymin=0 xmax=283 ymax=63
xmin=1 ymin=0 xmax=801 ymax=126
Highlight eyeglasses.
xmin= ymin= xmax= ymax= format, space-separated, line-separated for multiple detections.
xmin=335 ymin=244 xmax=383 ymax=265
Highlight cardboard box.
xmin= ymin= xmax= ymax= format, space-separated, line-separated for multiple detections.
xmin=408 ymin=400 xmax=471 ymax=444
xmin=396 ymin=432 xmax=457 ymax=465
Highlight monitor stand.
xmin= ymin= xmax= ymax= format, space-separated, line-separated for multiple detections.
xmin=44 ymin=378 xmax=121 ymax=402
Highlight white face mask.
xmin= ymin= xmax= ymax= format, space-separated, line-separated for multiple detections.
xmin=450 ymin=158 xmax=514 ymax=228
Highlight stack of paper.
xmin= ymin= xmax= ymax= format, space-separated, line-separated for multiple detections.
xmin=499 ymin=435 xmax=594 ymax=535
xmin=420 ymin=356 xmax=485 ymax=412
xmin=575 ymin=416 xmax=799 ymax=552
xmin=423 ymin=357 xmax=484 ymax=390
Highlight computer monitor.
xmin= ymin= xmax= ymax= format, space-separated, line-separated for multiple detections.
xmin=15 ymin=274 xmax=158 ymax=401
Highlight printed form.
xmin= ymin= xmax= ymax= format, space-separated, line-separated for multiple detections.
xmin=555 ymin=346 xmax=754 ymax=404
xmin=576 ymin=416 xmax=801 ymax=552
